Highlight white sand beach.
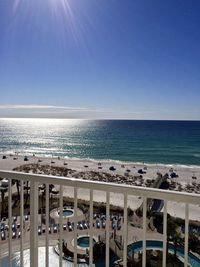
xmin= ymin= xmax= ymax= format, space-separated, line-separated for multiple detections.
xmin=0 ymin=153 xmax=200 ymax=221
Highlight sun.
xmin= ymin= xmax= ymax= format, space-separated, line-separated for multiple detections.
xmin=12 ymin=0 xmax=84 ymax=47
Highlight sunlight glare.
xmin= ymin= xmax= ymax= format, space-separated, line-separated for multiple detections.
xmin=13 ymin=0 xmax=22 ymax=13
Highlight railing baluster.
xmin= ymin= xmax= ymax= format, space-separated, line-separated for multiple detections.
xmin=106 ymin=191 xmax=110 ymax=267
xmin=30 ymin=181 xmax=38 ymax=267
xmin=59 ymin=185 xmax=63 ymax=267
xmin=74 ymin=187 xmax=78 ymax=266
xmin=123 ymin=193 xmax=128 ymax=267
xmin=89 ymin=189 xmax=93 ymax=267
xmin=46 ymin=183 xmax=49 ymax=267
xmin=162 ymin=200 xmax=167 ymax=267
xmin=142 ymin=196 xmax=147 ymax=267
xmin=8 ymin=178 xmax=12 ymax=267
xmin=20 ymin=180 xmax=24 ymax=267
xmin=184 ymin=203 xmax=189 ymax=267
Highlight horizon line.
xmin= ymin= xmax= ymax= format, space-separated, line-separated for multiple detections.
xmin=0 ymin=117 xmax=200 ymax=122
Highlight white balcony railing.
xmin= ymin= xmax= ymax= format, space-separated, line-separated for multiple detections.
xmin=0 ymin=170 xmax=200 ymax=267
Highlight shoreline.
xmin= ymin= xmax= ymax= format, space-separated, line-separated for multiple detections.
xmin=1 ymin=151 xmax=200 ymax=169
xmin=0 ymin=153 xmax=200 ymax=221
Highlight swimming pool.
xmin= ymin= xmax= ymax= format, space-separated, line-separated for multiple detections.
xmin=128 ymin=240 xmax=200 ymax=267
xmin=58 ymin=208 xmax=74 ymax=218
xmin=63 ymin=209 xmax=74 ymax=217
xmin=77 ymin=236 xmax=96 ymax=248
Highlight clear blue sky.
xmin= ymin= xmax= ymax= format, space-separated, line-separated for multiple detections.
xmin=0 ymin=0 xmax=200 ymax=119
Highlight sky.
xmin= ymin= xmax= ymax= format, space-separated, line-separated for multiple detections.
xmin=0 ymin=0 xmax=200 ymax=120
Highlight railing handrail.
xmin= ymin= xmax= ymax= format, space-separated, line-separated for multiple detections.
xmin=0 ymin=170 xmax=199 ymax=205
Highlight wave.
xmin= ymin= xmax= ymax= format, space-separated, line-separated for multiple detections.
xmin=193 ymin=154 xmax=200 ymax=158
xmin=1 ymin=151 xmax=200 ymax=169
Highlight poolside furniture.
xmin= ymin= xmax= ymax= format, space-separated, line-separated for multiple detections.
xmin=68 ymin=224 xmax=73 ymax=232
xmin=0 ymin=223 xmax=5 ymax=231
xmin=38 ymin=226 xmax=42 ymax=235
xmin=96 ymin=220 xmax=100 ymax=229
xmin=53 ymin=224 xmax=58 ymax=233
xmin=12 ymin=231 xmax=16 ymax=239
xmin=102 ymin=221 xmax=106 ymax=229
xmin=83 ymin=221 xmax=88 ymax=229
xmin=79 ymin=222 xmax=83 ymax=230
xmin=1 ymin=231 xmax=6 ymax=240
xmin=12 ymin=223 xmax=16 ymax=231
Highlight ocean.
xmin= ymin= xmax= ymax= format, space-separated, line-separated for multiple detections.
xmin=0 ymin=118 xmax=200 ymax=166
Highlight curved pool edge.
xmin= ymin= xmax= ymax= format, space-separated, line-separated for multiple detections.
xmin=128 ymin=240 xmax=200 ymax=266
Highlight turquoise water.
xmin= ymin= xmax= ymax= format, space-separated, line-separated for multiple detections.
xmin=63 ymin=209 xmax=73 ymax=217
xmin=128 ymin=240 xmax=200 ymax=267
xmin=0 ymin=118 xmax=200 ymax=165
xmin=2 ymin=241 xmax=200 ymax=266
xmin=77 ymin=237 xmax=95 ymax=248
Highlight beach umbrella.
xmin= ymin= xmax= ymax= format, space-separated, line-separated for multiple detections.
xmin=109 ymin=166 xmax=116 ymax=171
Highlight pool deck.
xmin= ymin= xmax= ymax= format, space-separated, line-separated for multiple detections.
xmin=0 ymin=205 xmax=167 ymax=265
xmin=0 ymin=215 xmax=163 ymax=259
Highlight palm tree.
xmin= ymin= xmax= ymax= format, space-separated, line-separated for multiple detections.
xmin=167 ymin=217 xmax=183 ymax=259
xmin=0 ymin=187 xmax=7 ymax=218
xmin=12 ymin=179 xmax=20 ymax=206
xmin=39 ymin=184 xmax=58 ymax=224
xmin=24 ymin=181 xmax=30 ymax=208
xmin=188 ymin=231 xmax=200 ymax=253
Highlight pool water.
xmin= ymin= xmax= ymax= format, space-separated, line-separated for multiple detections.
xmin=63 ymin=209 xmax=73 ymax=217
xmin=77 ymin=237 xmax=96 ymax=248
xmin=128 ymin=240 xmax=200 ymax=267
